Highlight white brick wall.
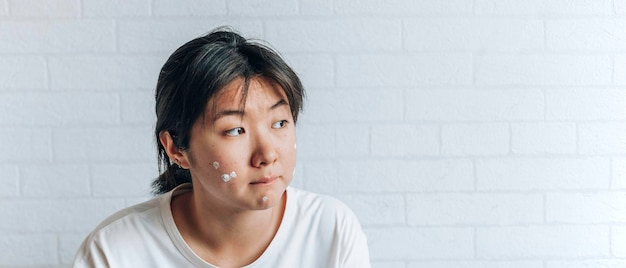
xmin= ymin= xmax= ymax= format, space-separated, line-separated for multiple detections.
xmin=1 ymin=1 xmax=625 ymax=267
xmin=476 ymin=226 xmax=610 ymax=258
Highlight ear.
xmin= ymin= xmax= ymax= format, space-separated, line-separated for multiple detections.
xmin=159 ymin=131 xmax=191 ymax=169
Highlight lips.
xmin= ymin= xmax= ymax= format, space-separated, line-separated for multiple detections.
xmin=250 ymin=176 xmax=278 ymax=185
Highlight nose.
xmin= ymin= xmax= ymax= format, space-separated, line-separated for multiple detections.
xmin=251 ymin=130 xmax=278 ymax=167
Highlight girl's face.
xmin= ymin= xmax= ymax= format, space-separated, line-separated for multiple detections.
xmin=181 ymin=77 xmax=296 ymax=211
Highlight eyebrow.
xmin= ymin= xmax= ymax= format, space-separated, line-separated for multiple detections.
xmin=213 ymin=99 xmax=288 ymax=122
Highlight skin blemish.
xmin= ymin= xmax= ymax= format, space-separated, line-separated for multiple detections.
xmin=220 ymin=171 xmax=237 ymax=183
xmin=262 ymin=196 xmax=269 ymax=202
xmin=212 ymin=161 xmax=220 ymax=170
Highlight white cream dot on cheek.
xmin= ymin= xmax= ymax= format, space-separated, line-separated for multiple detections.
xmin=294 ymin=143 xmax=297 ymax=149
xmin=262 ymin=196 xmax=269 ymax=202
xmin=220 ymin=171 xmax=237 ymax=183
xmin=212 ymin=161 xmax=220 ymax=170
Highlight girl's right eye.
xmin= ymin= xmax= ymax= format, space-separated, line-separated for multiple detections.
xmin=225 ymin=127 xmax=245 ymax=137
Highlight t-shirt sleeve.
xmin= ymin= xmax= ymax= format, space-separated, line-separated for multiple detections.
xmin=336 ymin=202 xmax=372 ymax=268
xmin=73 ymin=236 xmax=110 ymax=268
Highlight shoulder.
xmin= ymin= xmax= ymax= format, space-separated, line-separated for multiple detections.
xmin=73 ymin=196 xmax=166 ymax=266
xmin=101 ymin=196 xmax=162 ymax=228
xmin=286 ymin=187 xmax=364 ymax=235
xmin=282 ymin=187 xmax=371 ymax=267
xmin=92 ymin=195 xmax=164 ymax=237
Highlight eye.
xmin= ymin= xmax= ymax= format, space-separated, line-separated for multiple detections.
xmin=272 ymin=120 xmax=289 ymax=129
xmin=225 ymin=127 xmax=245 ymax=137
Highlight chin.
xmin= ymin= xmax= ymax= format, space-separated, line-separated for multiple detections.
xmin=254 ymin=188 xmax=285 ymax=209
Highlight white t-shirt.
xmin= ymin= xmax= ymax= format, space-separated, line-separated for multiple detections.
xmin=73 ymin=184 xmax=371 ymax=267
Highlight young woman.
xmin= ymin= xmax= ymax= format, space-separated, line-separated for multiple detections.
xmin=74 ymin=28 xmax=371 ymax=267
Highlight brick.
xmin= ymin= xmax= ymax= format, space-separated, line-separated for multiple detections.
xmin=304 ymin=89 xmax=403 ymax=123
xmin=300 ymin=0 xmax=332 ymax=15
xmin=0 ymin=199 xmax=124 ymax=232
xmin=337 ymin=53 xmax=472 ymax=87
xmin=613 ymin=226 xmax=626 ymax=257
xmin=476 ymin=54 xmax=611 ymax=86
xmin=477 ymin=225 xmax=609 ymax=258
xmin=0 ymin=20 xmax=114 ymax=53
xmin=59 ymin=233 xmax=87 ymax=264
xmin=9 ymin=0 xmax=80 ymax=17
xmin=409 ymin=261 xmax=543 ymax=268
xmin=476 ymin=158 xmax=610 ymax=190
xmin=474 ymin=0 xmax=611 ymax=15
xmin=406 ymin=89 xmax=544 ymax=122
xmin=546 ymin=88 xmax=626 ymax=120
xmin=21 ymin=164 xmax=90 ymax=197
xmin=0 ymin=0 xmax=6 ymax=16
xmin=335 ymin=124 xmax=369 ymax=157
xmin=297 ymin=124 xmax=335 ymax=159
xmin=0 ymin=165 xmax=18 ymax=197
xmin=407 ymin=193 xmax=543 ymax=226
xmin=365 ymin=227 xmax=473 ymax=260
xmin=302 ymin=160 xmax=338 ymax=194
xmin=335 ymin=0 xmax=472 ymax=15
xmin=154 ymin=0 xmax=226 ymax=16
xmin=615 ymin=55 xmax=626 ymax=85
xmin=511 ymin=123 xmax=577 ymax=155
xmin=283 ymin=54 xmax=334 ymax=88
xmin=83 ymin=0 xmax=150 ymax=17
xmin=579 ymin=123 xmax=626 ymax=154
xmin=0 ymin=56 xmax=46 ymax=90
xmin=547 ymin=260 xmax=626 ymax=268
xmin=121 ymin=91 xmax=155 ymax=124
xmin=49 ymin=56 xmax=163 ymax=90
xmin=0 ymin=92 xmax=119 ymax=126
xmin=0 ymin=128 xmax=51 ymax=163
xmin=337 ymin=159 xmax=474 ymax=193
xmin=613 ymin=158 xmax=626 ymax=189
xmin=373 ymin=262 xmax=405 ymax=268
xmin=337 ymin=194 xmax=405 ymax=225
xmin=547 ymin=192 xmax=626 ymax=223
xmin=442 ymin=123 xmax=509 ymax=156
xmin=0 ymin=234 xmax=57 ymax=266
xmin=296 ymin=110 xmax=315 ymax=125
xmin=228 ymin=0 xmax=296 ymax=16
xmin=371 ymin=124 xmax=439 ymax=156
xmin=52 ymin=126 xmax=155 ymax=163
xmin=118 ymin=20 xmax=263 ymax=53
xmin=404 ymin=19 xmax=543 ymax=51
xmin=91 ymin=164 xmax=157 ymax=197
xmin=266 ymin=19 xmax=401 ymax=53
xmin=548 ymin=19 xmax=626 ymax=51
xmin=618 ymin=0 xmax=626 ymax=14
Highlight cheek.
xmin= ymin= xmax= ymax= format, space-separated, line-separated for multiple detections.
xmin=210 ymin=140 xmax=247 ymax=164
xmin=210 ymin=147 xmax=248 ymax=183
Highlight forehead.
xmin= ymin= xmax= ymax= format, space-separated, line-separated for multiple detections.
xmin=207 ymin=76 xmax=289 ymax=113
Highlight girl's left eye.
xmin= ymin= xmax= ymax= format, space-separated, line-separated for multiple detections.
xmin=271 ymin=120 xmax=288 ymax=129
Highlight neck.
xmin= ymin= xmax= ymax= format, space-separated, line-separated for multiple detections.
xmin=190 ymin=189 xmax=281 ymax=243
xmin=171 ymin=187 xmax=286 ymax=266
